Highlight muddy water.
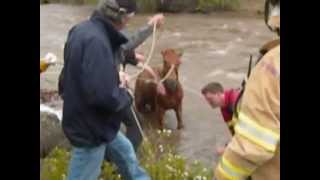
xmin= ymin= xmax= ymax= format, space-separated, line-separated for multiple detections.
xmin=41 ymin=4 xmax=275 ymax=166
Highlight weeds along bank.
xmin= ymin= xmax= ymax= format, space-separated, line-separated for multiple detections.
xmin=41 ymin=129 xmax=214 ymax=180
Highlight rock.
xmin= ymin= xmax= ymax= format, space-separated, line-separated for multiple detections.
xmin=40 ymin=89 xmax=63 ymax=112
xmin=40 ymin=89 xmax=61 ymax=104
xmin=40 ymin=112 xmax=70 ymax=158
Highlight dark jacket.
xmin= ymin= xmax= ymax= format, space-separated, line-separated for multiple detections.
xmin=61 ymin=11 xmax=132 ymax=147
xmin=58 ymin=22 xmax=153 ymax=98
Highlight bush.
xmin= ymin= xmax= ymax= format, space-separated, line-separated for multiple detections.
xmin=40 ymin=0 xmax=97 ymax=4
xmin=40 ymin=0 xmax=240 ymax=13
xmin=136 ymin=0 xmax=159 ymax=13
xmin=82 ymin=0 xmax=97 ymax=4
xmin=41 ymin=147 xmax=70 ymax=180
xmin=196 ymin=0 xmax=240 ymax=12
xmin=41 ymin=129 xmax=213 ymax=180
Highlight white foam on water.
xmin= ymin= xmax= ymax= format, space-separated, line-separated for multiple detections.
xmin=236 ymin=37 xmax=243 ymax=42
xmin=221 ymin=24 xmax=229 ymax=29
xmin=254 ymin=32 xmax=261 ymax=36
xmin=209 ymin=50 xmax=227 ymax=55
xmin=226 ymin=72 xmax=246 ymax=80
xmin=40 ymin=104 xmax=62 ymax=122
xmin=237 ymin=21 xmax=244 ymax=26
xmin=209 ymin=41 xmax=235 ymax=56
xmin=172 ymin=32 xmax=182 ymax=37
xmin=206 ymin=69 xmax=225 ymax=77
xmin=180 ymin=76 xmax=188 ymax=83
xmin=240 ymin=28 xmax=248 ymax=33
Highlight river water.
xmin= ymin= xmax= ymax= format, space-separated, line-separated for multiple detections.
xmin=40 ymin=4 xmax=275 ymax=167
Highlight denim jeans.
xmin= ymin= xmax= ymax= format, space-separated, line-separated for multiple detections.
xmin=67 ymin=132 xmax=150 ymax=180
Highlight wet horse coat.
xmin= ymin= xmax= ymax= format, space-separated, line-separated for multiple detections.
xmin=134 ymin=49 xmax=184 ymax=129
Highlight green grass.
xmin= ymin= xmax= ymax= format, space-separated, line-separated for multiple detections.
xmin=41 ymin=147 xmax=70 ymax=180
xmin=40 ymin=129 xmax=213 ymax=180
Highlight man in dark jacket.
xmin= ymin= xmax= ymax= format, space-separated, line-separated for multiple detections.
xmin=62 ymin=0 xmax=150 ymax=179
xmin=58 ymin=12 xmax=164 ymax=152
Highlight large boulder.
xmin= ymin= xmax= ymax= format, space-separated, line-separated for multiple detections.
xmin=40 ymin=111 xmax=70 ymax=158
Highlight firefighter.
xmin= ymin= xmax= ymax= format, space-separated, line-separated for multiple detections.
xmin=214 ymin=0 xmax=280 ymax=179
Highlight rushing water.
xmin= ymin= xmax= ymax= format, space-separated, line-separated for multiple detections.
xmin=40 ymin=4 xmax=275 ymax=166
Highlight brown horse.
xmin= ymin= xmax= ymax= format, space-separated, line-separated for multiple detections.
xmin=134 ymin=48 xmax=184 ymax=130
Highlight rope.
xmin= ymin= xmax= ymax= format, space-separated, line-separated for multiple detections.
xmin=120 ymin=23 xmax=166 ymax=142
xmin=159 ymin=65 xmax=175 ymax=83
xmin=126 ymin=22 xmax=158 ymax=80
xmin=126 ymin=89 xmax=148 ymax=141
xmin=133 ymin=65 xmax=175 ymax=85
xmin=130 ymin=106 xmax=146 ymax=139
xmin=120 ymin=23 xmax=159 ymax=142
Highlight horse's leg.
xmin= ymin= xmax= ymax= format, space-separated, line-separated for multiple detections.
xmin=175 ymin=104 xmax=184 ymax=129
xmin=157 ymin=107 xmax=165 ymax=130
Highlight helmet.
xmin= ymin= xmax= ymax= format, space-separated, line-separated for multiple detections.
xmin=264 ymin=0 xmax=280 ymax=34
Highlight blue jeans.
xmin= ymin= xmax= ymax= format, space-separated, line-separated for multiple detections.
xmin=67 ymin=132 xmax=150 ymax=180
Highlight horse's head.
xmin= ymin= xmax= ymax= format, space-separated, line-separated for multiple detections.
xmin=160 ymin=48 xmax=183 ymax=93
xmin=161 ymin=48 xmax=182 ymax=69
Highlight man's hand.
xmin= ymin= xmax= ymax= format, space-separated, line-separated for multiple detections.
xmin=215 ymin=146 xmax=225 ymax=156
xmin=135 ymin=52 xmax=145 ymax=63
xmin=148 ymin=14 xmax=165 ymax=28
xmin=119 ymin=71 xmax=130 ymax=88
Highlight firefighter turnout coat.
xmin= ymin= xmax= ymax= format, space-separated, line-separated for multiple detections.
xmin=215 ymin=42 xmax=280 ymax=180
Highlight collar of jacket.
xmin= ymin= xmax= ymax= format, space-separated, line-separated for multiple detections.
xmin=90 ymin=10 xmax=128 ymax=49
